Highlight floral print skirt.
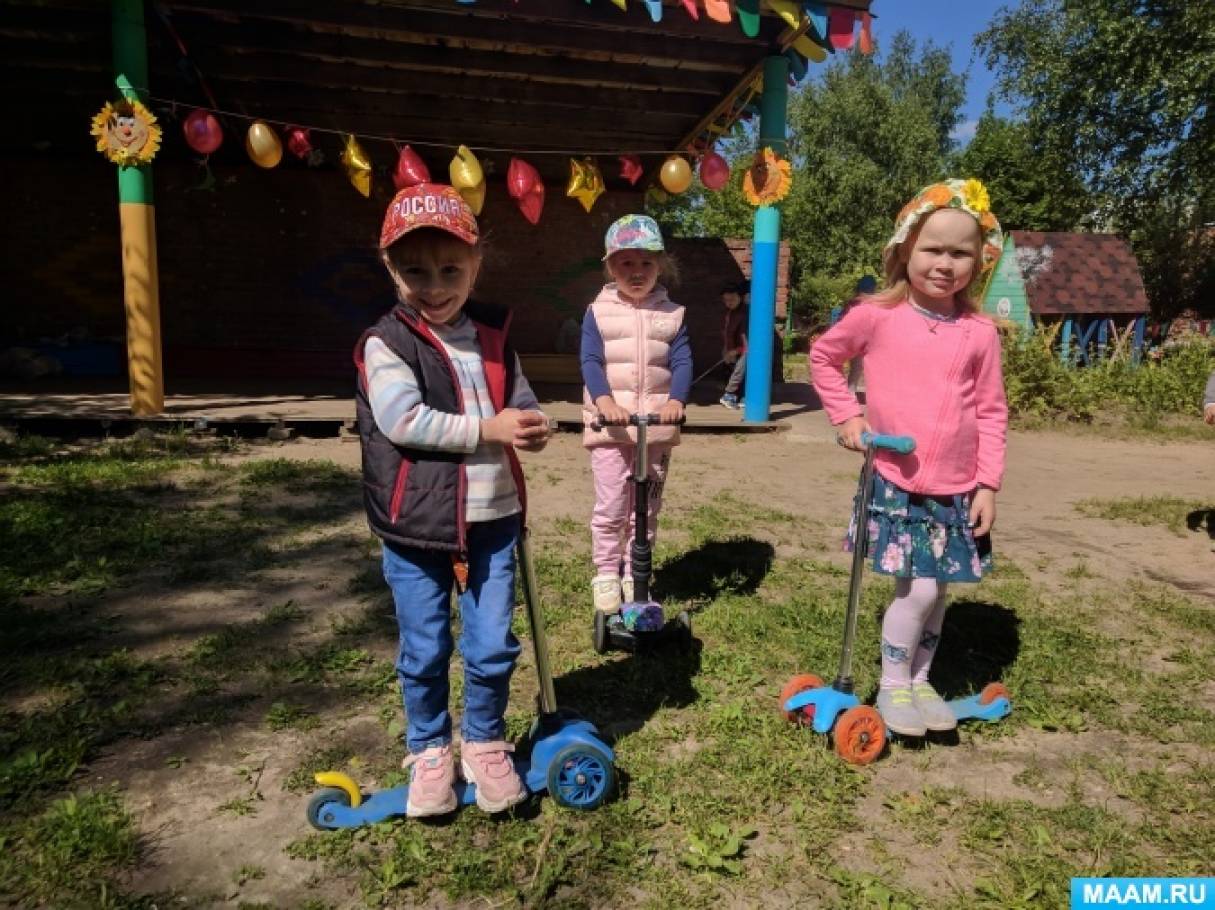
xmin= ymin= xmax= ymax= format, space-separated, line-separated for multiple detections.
xmin=845 ymin=471 xmax=993 ymax=582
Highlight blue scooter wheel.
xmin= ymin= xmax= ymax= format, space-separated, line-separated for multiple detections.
xmin=306 ymin=787 xmax=351 ymax=830
xmin=547 ymin=744 xmax=614 ymax=810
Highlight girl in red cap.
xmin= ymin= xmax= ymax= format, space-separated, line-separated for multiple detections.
xmin=354 ymin=183 xmax=550 ymax=816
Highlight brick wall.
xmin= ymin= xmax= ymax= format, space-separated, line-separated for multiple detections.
xmin=4 ymin=156 xmax=787 ymax=384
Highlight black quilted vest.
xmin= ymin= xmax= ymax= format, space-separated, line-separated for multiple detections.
xmin=354 ymin=301 xmax=525 ymax=552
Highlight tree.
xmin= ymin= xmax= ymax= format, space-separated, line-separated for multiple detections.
xmin=953 ymin=111 xmax=1092 ymax=231
xmin=977 ymin=0 xmax=1215 ymax=315
xmin=653 ymin=32 xmax=968 ymax=323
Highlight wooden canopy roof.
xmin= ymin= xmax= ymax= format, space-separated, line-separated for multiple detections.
xmin=6 ymin=0 xmax=872 ymax=178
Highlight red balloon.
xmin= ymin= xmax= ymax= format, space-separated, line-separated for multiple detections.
xmin=516 ymin=189 xmax=544 ymax=225
xmin=699 ymin=150 xmax=730 ymax=191
xmin=393 ymin=145 xmax=431 ymax=190
xmin=182 ymin=109 xmax=223 ymax=155
xmin=507 ymin=157 xmax=545 ymax=225
xmin=285 ymin=125 xmax=313 ymax=160
xmin=618 ymin=154 xmax=644 ymax=186
xmin=507 ymin=156 xmax=537 ymax=197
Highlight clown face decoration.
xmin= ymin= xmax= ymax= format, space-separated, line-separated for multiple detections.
xmin=91 ymin=99 xmax=162 ymax=165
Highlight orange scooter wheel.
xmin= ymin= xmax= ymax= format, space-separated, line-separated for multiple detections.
xmin=779 ymin=673 xmax=825 ymax=724
xmin=833 ymin=706 xmax=886 ymax=765
xmin=979 ymin=682 xmax=1011 ymax=706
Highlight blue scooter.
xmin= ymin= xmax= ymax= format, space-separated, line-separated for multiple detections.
xmin=780 ymin=432 xmax=1012 ymax=765
xmin=306 ymin=528 xmax=615 ymax=828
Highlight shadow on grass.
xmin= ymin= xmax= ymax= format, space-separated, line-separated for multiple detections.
xmin=1186 ymin=508 xmax=1215 ymax=540
xmin=552 ymin=637 xmax=703 ymax=745
xmin=0 ymin=441 xmax=372 ymax=812
xmin=930 ymin=598 xmax=1022 ymax=699
xmin=653 ymin=538 xmax=775 ymax=605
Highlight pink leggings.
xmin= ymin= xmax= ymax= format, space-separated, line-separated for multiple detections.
xmin=880 ymin=577 xmax=949 ymax=688
xmin=589 ymin=444 xmax=672 ymax=576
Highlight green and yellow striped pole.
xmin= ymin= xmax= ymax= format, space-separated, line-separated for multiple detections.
xmin=113 ymin=0 xmax=164 ymax=414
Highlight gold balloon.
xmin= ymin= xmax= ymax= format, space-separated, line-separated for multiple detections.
xmin=244 ymin=120 xmax=283 ymax=169
xmin=449 ymin=145 xmax=486 ymax=215
xmin=659 ymin=155 xmax=693 ymax=194
xmin=341 ymin=134 xmax=372 ymax=197
xmin=566 ymin=157 xmax=605 ymax=213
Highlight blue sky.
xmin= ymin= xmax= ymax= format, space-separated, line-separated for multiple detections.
xmin=866 ymin=0 xmax=1013 ymax=145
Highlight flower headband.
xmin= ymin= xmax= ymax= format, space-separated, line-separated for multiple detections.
xmin=886 ymin=178 xmax=1004 ymax=275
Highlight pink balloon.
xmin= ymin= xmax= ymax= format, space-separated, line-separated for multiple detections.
xmin=393 ymin=145 xmax=431 ymax=190
xmin=285 ymin=126 xmax=313 ymax=160
xmin=182 ymin=109 xmax=223 ymax=155
xmin=508 ymin=158 xmax=545 ymax=225
xmin=618 ymin=154 xmax=644 ymax=186
xmin=699 ymin=150 xmax=730 ymax=191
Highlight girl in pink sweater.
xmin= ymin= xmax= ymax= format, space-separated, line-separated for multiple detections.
xmin=810 ymin=179 xmax=1008 ymax=738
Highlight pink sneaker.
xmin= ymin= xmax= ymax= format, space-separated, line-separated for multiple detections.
xmin=402 ymin=744 xmax=457 ymax=817
xmin=461 ymin=741 xmax=527 ymax=813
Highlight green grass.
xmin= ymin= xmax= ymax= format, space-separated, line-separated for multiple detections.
xmin=2 ymin=434 xmax=1213 ymax=907
xmin=1076 ymin=495 xmax=1211 ymax=536
xmin=0 ymin=788 xmax=146 ymax=908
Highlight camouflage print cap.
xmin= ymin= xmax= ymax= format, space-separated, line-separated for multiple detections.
xmin=603 ymin=214 xmax=666 ymax=260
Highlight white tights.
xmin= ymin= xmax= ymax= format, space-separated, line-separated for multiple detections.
xmin=879 ymin=577 xmax=948 ymax=689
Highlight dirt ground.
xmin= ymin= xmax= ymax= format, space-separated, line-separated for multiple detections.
xmin=294 ymin=412 xmax=1215 ymax=600
xmin=65 ymin=405 xmax=1214 ymax=906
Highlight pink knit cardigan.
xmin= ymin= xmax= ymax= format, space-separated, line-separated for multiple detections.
xmin=810 ymin=301 xmax=1008 ymax=494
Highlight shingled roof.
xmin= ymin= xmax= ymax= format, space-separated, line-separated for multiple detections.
xmin=1010 ymin=231 xmax=1149 ymax=316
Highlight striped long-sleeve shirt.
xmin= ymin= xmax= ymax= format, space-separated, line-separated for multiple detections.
xmin=363 ymin=315 xmax=542 ymax=523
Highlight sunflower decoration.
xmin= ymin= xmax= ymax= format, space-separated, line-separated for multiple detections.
xmin=742 ymin=147 xmax=792 ymax=206
xmin=90 ymin=99 xmax=162 ymax=166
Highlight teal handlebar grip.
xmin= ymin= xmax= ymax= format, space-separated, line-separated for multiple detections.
xmin=861 ymin=432 xmax=916 ymax=455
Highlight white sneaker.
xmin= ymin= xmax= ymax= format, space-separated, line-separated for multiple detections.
xmin=621 ymin=576 xmax=634 ymax=603
xmin=591 ymin=574 xmax=622 ymax=614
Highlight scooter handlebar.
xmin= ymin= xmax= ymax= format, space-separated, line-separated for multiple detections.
xmin=861 ymin=432 xmax=916 ymax=455
xmin=590 ymin=413 xmax=687 ymax=431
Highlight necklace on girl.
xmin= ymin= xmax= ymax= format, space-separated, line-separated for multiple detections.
xmin=909 ymin=300 xmax=959 ymax=333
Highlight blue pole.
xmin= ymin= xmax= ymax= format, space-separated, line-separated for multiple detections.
xmin=743 ymin=55 xmax=788 ymax=423
xmin=1060 ymin=318 xmax=1073 ymax=366
xmin=1132 ymin=315 xmax=1146 ymax=365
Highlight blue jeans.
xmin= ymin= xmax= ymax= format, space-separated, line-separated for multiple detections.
xmin=381 ymin=514 xmax=522 ymax=754
xmin=725 ymin=352 xmax=747 ymax=395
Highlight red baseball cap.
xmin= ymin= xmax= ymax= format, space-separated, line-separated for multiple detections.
xmin=379 ymin=183 xmax=479 ymax=250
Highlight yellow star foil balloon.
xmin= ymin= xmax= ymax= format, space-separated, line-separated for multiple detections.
xmin=90 ymin=99 xmax=162 ymax=166
xmin=449 ymin=145 xmax=486 ymax=215
xmin=566 ymin=157 xmax=604 ymax=213
xmin=341 ymin=134 xmax=372 ymax=197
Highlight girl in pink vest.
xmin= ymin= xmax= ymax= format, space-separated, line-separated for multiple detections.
xmin=810 ymin=180 xmax=1008 ymax=739
xmin=580 ymin=215 xmax=693 ymax=615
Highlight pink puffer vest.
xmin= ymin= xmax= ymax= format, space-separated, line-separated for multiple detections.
xmin=582 ymin=284 xmax=685 ymax=447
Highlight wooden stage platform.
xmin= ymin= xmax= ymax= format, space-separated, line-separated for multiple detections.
xmin=0 ymin=379 xmax=821 ymax=437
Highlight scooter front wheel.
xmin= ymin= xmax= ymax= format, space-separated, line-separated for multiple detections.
xmin=592 ymin=611 xmax=609 ymax=654
xmin=833 ymin=706 xmax=886 ymax=765
xmin=547 ymin=743 xmax=614 ymax=810
xmin=306 ymin=787 xmax=351 ymax=830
